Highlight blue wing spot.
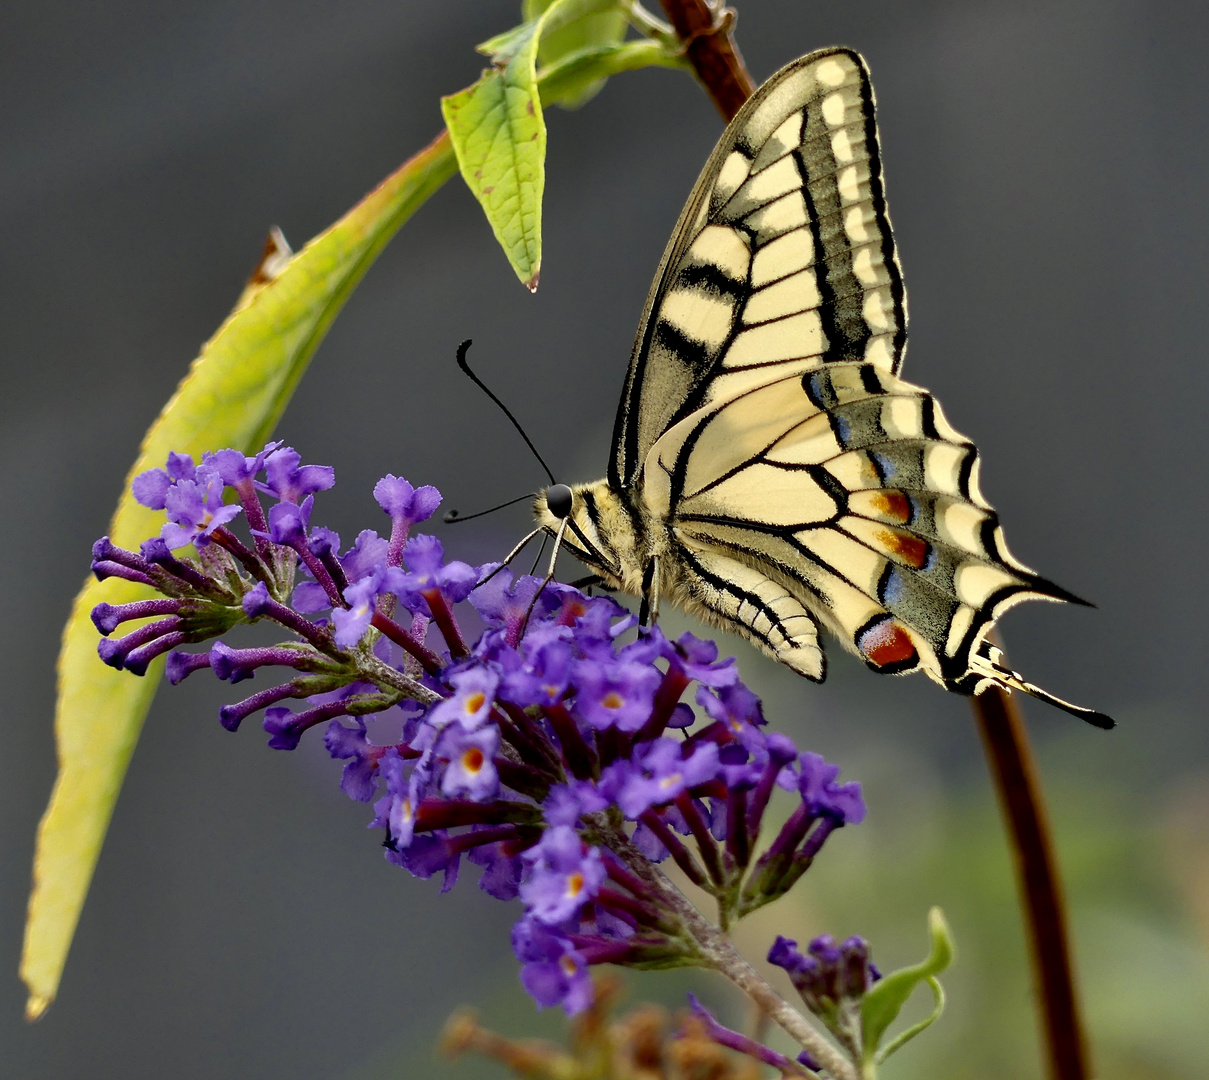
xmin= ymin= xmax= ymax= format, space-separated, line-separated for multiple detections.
xmin=881 ymin=565 xmax=905 ymax=607
xmin=871 ymin=450 xmax=896 ymax=479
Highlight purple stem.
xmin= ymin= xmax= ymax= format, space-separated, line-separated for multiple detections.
xmin=601 ymin=848 xmax=653 ymax=899
xmin=211 ymin=643 xmax=328 ymax=682
xmin=387 ymin=517 xmax=410 ymax=569
xmin=638 ymin=809 xmax=709 ymax=889
xmin=97 ymin=617 xmax=183 ymax=668
xmin=232 ymin=480 xmax=271 ymax=559
xmin=798 ymin=816 xmax=839 ymax=862
xmin=572 ymin=937 xmax=664 ymax=967
xmin=210 ymin=525 xmax=271 ymax=580
xmin=595 ymin=886 xmax=675 ymax=932
xmin=766 ymin=803 xmax=814 ymax=862
xmin=314 ymin=543 xmax=350 ymax=596
xmin=634 ymin=667 xmax=690 ymax=743
xmin=91 ymin=560 xmax=156 ymax=586
xmin=726 ymin=786 xmax=751 ymax=868
xmin=219 ymin=682 xmax=303 ymax=731
xmin=415 ymin=799 xmax=541 ymax=832
xmin=747 ymin=751 xmax=789 ymax=839
xmin=371 ymin=611 xmax=442 ymax=675
xmin=495 ymin=758 xmax=552 ymax=799
xmin=422 ymin=589 xmax=468 ymax=658
xmin=687 ymin=995 xmax=808 ymax=1077
xmin=91 ymin=598 xmax=181 ymax=634
xmin=675 ymin=791 xmax=724 ymax=885
xmin=123 ymin=630 xmax=190 ymax=676
xmin=541 ymin=703 xmax=597 ymax=780
xmin=499 ymin=701 xmax=562 ymax=772
xmin=246 ymin=591 xmax=330 ymax=651
xmin=166 ymin=649 xmax=213 ymax=684
xmin=265 ymin=699 xmax=356 ymax=750
xmin=289 ymin=540 xmax=343 ymax=607
xmin=140 ymin=540 xmax=216 ymax=593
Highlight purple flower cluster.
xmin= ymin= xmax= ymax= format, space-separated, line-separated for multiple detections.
xmin=91 ymin=448 xmax=866 ymax=1017
xmin=769 ymin=933 xmax=881 ymax=1059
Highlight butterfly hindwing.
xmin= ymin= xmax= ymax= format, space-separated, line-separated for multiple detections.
xmin=610 ymin=48 xmax=906 ymax=490
xmin=646 ymin=355 xmax=1078 ymax=688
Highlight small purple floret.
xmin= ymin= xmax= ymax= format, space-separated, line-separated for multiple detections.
xmin=262 ymin=447 xmax=335 ymax=504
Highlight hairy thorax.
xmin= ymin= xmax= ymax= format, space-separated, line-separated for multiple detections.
xmin=533 ymin=481 xmax=652 ymax=598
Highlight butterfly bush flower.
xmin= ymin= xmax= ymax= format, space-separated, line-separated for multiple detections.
xmin=89 ymin=445 xmax=871 ymax=1030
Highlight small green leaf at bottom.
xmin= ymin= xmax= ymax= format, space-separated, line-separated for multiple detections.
xmin=860 ymin=907 xmax=955 ymax=1070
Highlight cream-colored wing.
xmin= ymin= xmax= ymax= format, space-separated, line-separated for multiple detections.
xmin=610 ymin=48 xmax=905 ymax=490
xmin=644 ymin=361 xmax=1086 ymax=695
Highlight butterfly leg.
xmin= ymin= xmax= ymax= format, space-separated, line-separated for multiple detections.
xmin=637 ymin=557 xmax=661 ymax=626
xmin=519 ymin=517 xmax=570 ymax=638
xmin=475 ymin=525 xmax=544 ymax=589
xmin=567 ymin=574 xmax=610 ymax=592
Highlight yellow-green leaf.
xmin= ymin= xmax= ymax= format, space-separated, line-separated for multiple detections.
xmin=21 ymin=129 xmax=456 ymax=1021
xmin=441 ymin=9 xmax=557 ymax=291
xmin=523 ymin=0 xmax=627 ymax=108
xmin=860 ymin=907 xmax=955 ymax=1068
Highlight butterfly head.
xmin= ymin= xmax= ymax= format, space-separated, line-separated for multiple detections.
xmin=533 ymin=480 xmax=642 ymax=594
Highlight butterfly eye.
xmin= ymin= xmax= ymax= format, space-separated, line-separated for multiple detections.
xmin=546 ymin=484 xmax=574 ymax=520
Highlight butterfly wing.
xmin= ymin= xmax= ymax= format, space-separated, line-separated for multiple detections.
xmin=612 ymin=48 xmax=1086 ymax=697
xmin=610 ymin=48 xmax=905 ymax=490
xmin=644 ymin=360 xmax=1085 ymax=691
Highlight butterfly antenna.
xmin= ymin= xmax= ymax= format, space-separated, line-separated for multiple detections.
xmin=444 ymin=492 xmax=536 ymax=524
xmin=456 ymin=339 xmax=557 ymax=485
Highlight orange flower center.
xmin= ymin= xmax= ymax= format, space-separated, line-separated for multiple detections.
xmin=464 ymin=692 xmax=486 ymax=715
xmin=602 ymin=692 xmax=624 ymax=710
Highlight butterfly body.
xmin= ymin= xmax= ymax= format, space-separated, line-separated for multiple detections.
xmin=533 ymin=48 xmax=1112 ymax=726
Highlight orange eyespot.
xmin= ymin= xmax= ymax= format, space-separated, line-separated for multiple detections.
xmin=857 ymin=619 xmax=919 ymax=670
xmin=602 ymin=692 xmax=624 ymax=710
xmin=871 ymin=490 xmax=912 ymax=524
xmin=875 ymin=527 xmax=930 ymax=569
xmin=464 ymin=692 xmax=486 ymax=714
xmin=462 ymin=747 xmax=485 ymax=773
xmin=566 ymin=872 xmax=585 ymax=897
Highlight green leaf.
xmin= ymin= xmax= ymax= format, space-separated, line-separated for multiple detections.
xmin=860 ymin=907 xmax=955 ymax=1069
xmin=442 ymin=0 xmax=627 ymax=290
xmin=20 ymin=130 xmax=456 ymax=1021
xmin=441 ymin=23 xmax=549 ymax=290
xmin=524 ymin=0 xmax=628 ymax=108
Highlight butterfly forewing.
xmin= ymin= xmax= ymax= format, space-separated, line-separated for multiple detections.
xmin=610 ymin=48 xmax=906 ymax=491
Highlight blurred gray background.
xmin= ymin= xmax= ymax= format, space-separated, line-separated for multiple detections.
xmin=4 ymin=2 xmax=1208 ymax=1077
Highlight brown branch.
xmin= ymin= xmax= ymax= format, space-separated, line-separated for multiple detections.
xmin=657 ymin=0 xmax=755 ymax=121
xmin=973 ymin=687 xmax=1090 ymax=1080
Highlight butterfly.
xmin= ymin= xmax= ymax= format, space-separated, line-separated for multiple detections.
xmin=530 ymin=47 xmax=1112 ymax=728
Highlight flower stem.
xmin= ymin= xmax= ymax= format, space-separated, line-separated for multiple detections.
xmin=973 ymin=686 xmax=1090 ymax=1080
xmin=601 ymin=820 xmax=854 ymax=1080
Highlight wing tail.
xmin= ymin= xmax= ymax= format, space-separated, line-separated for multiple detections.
xmin=970 ymin=643 xmax=1114 ymax=729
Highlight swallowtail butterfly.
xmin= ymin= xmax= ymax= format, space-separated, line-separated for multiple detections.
xmin=533 ymin=48 xmax=1112 ymax=727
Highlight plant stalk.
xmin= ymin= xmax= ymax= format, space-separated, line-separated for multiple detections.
xmin=973 ymin=687 xmax=1090 ymax=1080
xmin=657 ymin=0 xmax=755 ymax=120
